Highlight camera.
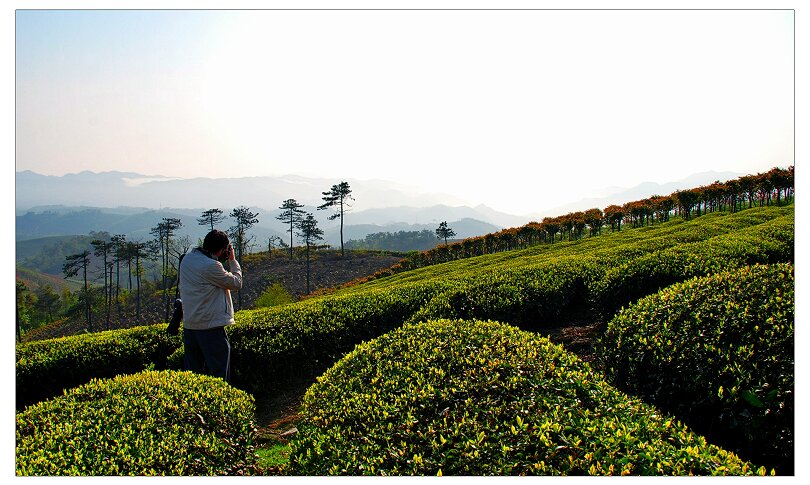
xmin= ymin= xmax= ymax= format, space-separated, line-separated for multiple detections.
xmin=167 ymin=298 xmax=183 ymax=335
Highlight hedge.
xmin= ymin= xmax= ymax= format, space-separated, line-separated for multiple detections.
xmin=16 ymin=207 xmax=794 ymax=406
xmin=16 ymin=370 xmax=257 ymax=476
xmin=343 ymin=206 xmax=792 ymax=295
xmin=592 ymin=215 xmax=794 ymax=318
xmin=16 ymin=324 xmax=181 ymax=410
xmin=228 ymin=282 xmax=445 ymax=393
xmin=596 ymin=263 xmax=794 ymax=474
xmin=287 ymin=319 xmax=766 ymax=476
xmin=406 ymin=258 xmax=598 ymax=330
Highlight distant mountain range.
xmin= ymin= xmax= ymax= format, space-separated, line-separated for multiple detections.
xmin=15 ymin=169 xmax=744 ymax=247
xmin=14 ymin=205 xmax=504 ymax=249
xmin=15 ymin=170 xmax=474 ymax=215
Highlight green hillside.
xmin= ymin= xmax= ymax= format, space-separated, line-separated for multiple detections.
xmin=15 ymin=203 xmax=794 ymax=476
xmin=16 ymin=232 xmax=111 ymax=276
xmin=15 ymin=266 xmax=82 ymax=293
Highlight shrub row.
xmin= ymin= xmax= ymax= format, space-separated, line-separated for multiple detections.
xmin=16 ymin=324 xmax=181 ymax=410
xmin=405 ymin=258 xmax=598 ymax=330
xmin=16 ymin=370 xmax=257 ymax=476
xmin=349 ymin=205 xmax=793 ymax=291
xmin=593 ymin=215 xmax=794 ymax=317
xmin=596 ymin=263 xmax=794 ymax=474
xmin=345 ymin=205 xmax=792 ymax=293
xmin=348 ymin=167 xmax=792 ymax=281
xmin=397 ymin=210 xmax=793 ymax=334
xmin=287 ymin=319 xmax=766 ymax=476
xmin=228 ymin=282 xmax=445 ymax=393
xmin=16 ymin=207 xmax=794 ymax=405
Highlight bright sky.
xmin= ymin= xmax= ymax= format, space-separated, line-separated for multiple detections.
xmin=14 ymin=7 xmax=795 ymax=217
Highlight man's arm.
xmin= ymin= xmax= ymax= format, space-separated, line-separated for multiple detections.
xmin=205 ymin=257 xmax=243 ymax=291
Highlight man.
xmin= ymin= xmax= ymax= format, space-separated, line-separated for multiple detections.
xmin=179 ymin=229 xmax=242 ymax=382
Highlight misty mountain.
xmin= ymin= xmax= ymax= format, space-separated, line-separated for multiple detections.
xmin=15 ymin=169 xmax=747 ymax=250
xmin=15 ymin=170 xmax=471 ymax=215
xmin=15 ymin=204 xmax=502 ymax=250
xmin=345 ymin=205 xmax=529 ymax=228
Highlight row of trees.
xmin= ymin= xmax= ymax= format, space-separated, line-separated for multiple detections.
xmin=276 ymin=181 xmax=354 ymax=256
xmin=46 ymin=207 xmax=261 ymax=337
xmin=45 ymin=182 xmax=356 ymax=335
xmin=149 ymin=207 xmax=265 ymax=318
xmin=345 ymin=230 xmax=439 ymax=252
xmin=60 ymin=234 xmax=155 ymax=333
xmin=274 ymin=182 xmax=355 ymax=293
xmin=379 ymin=166 xmax=794 ymax=272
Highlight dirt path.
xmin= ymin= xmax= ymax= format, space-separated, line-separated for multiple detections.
xmin=254 ymin=381 xmax=310 ymax=442
xmin=543 ymin=320 xmax=603 ymax=364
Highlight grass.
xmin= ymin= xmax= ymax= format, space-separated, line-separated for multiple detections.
xmin=256 ymin=443 xmax=291 ymax=472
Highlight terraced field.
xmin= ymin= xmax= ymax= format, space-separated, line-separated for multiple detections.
xmin=16 ymin=204 xmax=794 ymax=476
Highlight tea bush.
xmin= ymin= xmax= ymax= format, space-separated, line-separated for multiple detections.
xmin=406 ymin=258 xmax=598 ymax=330
xmin=228 ymin=282 xmax=445 ymax=392
xmin=343 ymin=206 xmax=792 ymax=296
xmin=16 ymin=370 xmax=257 ymax=476
xmin=287 ymin=319 xmax=765 ymax=476
xmin=16 ymin=207 xmax=794 ymax=405
xmin=255 ymin=282 xmax=295 ymax=308
xmin=593 ymin=215 xmax=794 ymax=318
xmin=16 ymin=324 xmax=181 ymax=410
xmin=596 ymin=263 xmax=794 ymax=474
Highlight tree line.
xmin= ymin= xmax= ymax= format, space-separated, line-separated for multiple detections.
xmin=345 ymin=229 xmax=439 ymax=252
xmin=20 ymin=166 xmax=791 ymax=339
xmin=362 ymin=166 xmax=794 ymax=277
xmin=16 ymin=181 xmax=357 ymax=340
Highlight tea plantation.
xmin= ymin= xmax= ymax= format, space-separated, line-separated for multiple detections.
xmin=15 ymin=204 xmax=794 ymax=476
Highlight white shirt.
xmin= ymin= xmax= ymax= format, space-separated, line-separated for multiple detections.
xmin=178 ymin=248 xmax=243 ymax=330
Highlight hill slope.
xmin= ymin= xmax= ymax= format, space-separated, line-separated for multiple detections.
xmin=18 ymin=249 xmax=405 ymax=342
xmin=16 ymin=204 xmax=794 ymax=475
xmin=239 ymin=250 xmax=405 ymax=305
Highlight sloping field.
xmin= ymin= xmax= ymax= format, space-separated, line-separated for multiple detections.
xmin=16 ymin=204 xmax=794 ymax=476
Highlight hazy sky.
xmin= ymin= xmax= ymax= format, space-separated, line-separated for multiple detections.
xmin=14 ymin=8 xmax=794 ymax=215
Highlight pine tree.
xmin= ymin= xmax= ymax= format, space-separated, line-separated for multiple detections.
xmin=318 ymin=181 xmax=354 ymax=257
xmin=63 ymin=250 xmax=92 ymax=331
xmin=435 ymin=221 xmax=456 ymax=246
xmin=296 ymin=213 xmax=324 ymax=294
xmin=276 ymin=199 xmax=306 ymax=258
xmin=150 ymin=218 xmax=183 ymax=321
xmin=229 ymin=206 xmax=259 ymax=310
xmin=198 ymin=208 xmax=225 ymax=231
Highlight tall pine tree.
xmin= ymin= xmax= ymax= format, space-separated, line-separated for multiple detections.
xmin=318 ymin=181 xmax=353 ymax=257
xmin=296 ymin=213 xmax=324 ymax=294
xmin=276 ymin=199 xmax=305 ymax=258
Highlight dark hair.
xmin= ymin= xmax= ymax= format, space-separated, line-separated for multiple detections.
xmin=203 ymin=230 xmax=229 ymax=254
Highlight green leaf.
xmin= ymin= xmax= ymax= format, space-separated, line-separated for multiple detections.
xmin=741 ymin=390 xmax=765 ymax=409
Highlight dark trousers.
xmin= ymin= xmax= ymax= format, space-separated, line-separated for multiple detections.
xmin=183 ymin=327 xmax=231 ymax=382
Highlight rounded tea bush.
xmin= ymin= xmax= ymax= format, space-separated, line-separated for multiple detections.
xmin=592 ymin=216 xmax=794 ymax=320
xmin=15 ymin=323 xmax=181 ymax=410
xmin=16 ymin=370 xmax=257 ymax=476
xmin=596 ymin=263 xmax=794 ymax=474
xmin=287 ymin=319 xmax=763 ymax=476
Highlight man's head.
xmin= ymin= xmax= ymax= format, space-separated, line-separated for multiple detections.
xmin=203 ymin=230 xmax=230 ymax=256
